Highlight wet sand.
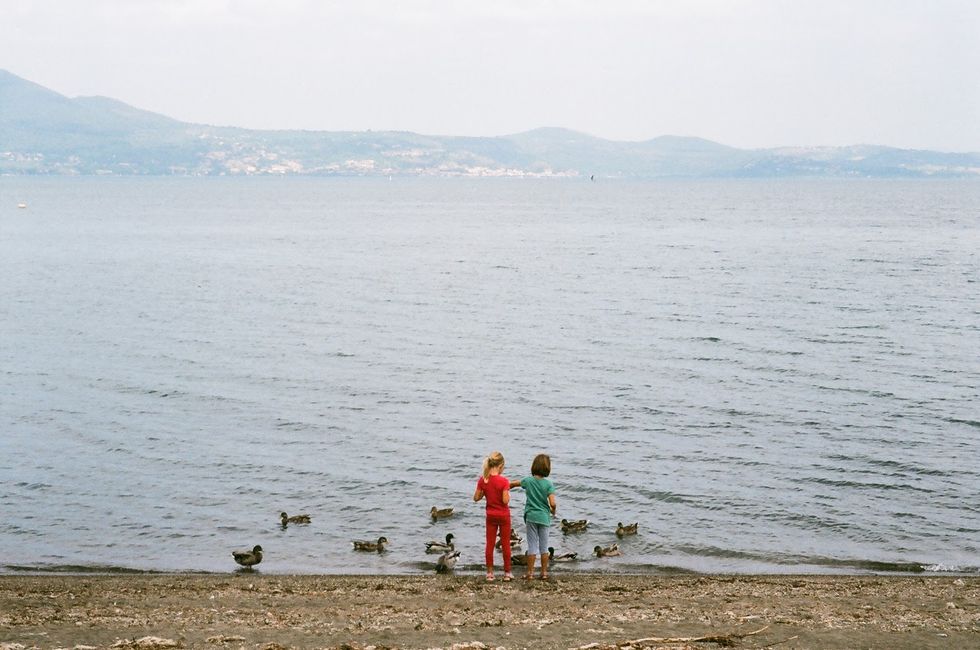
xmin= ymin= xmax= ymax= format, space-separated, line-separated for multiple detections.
xmin=0 ymin=574 xmax=976 ymax=649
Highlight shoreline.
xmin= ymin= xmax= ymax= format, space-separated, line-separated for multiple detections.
xmin=1 ymin=574 xmax=976 ymax=649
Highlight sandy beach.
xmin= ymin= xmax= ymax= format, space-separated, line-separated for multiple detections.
xmin=0 ymin=574 xmax=976 ymax=649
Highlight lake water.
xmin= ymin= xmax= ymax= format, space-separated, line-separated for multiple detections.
xmin=1 ymin=177 xmax=977 ymax=576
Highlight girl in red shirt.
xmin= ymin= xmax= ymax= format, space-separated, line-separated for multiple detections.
xmin=473 ymin=451 xmax=513 ymax=581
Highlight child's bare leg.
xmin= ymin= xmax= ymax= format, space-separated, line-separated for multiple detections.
xmin=525 ymin=554 xmax=537 ymax=578
xmin=540 ymin=552 xmax=550 ymax=579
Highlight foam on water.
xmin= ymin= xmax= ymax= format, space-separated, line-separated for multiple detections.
xmin=1 ymin=177 xmax=978 ymax=575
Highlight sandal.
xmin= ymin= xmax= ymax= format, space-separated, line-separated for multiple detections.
xmin=485 ymin=574 xmax=495 ymax=581
xmin=503 ymin=573 xmax=513 ymax=582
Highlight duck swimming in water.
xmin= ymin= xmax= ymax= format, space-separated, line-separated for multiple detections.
xmin=593 ymin=543 xmax=621 ymax=558
xmin=353 ymin=536 xmax=389 ymax=552
xmin=616 ymin=522 xmax=638 ymax=537
xmin=430 ymin=506 xmax=454 ymax=520
xmin=495 ymin=529 xmax=523 ymax=549
xmin=425 ymin=533 xmax=455 ymax=554
xmin=281 ymin=512 xmax=311 ymax=526
xmin=561 ymin=519 xmax=589 ymax=533
xmin=548 ymin=547 xmax=578 ymax=562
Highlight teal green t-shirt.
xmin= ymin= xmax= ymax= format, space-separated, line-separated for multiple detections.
xmin=520 ymin=476 xmax=555 ymax=525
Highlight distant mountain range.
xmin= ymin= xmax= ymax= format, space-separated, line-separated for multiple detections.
xmin=2 ymin=69 xmax=978 ymax=178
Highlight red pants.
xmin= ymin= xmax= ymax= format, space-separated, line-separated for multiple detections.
xmin=485 ymin=514 xmax=512 ymax=572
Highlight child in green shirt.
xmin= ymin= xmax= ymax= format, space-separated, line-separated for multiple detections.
xmin=510 ymin=453 xmax=557 ymax=579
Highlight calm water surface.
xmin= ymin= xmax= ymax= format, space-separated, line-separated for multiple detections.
xmin=1 ymin=177 xmax=977 ymax=575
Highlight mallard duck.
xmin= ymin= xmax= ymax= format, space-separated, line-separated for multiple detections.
xmin=430 ymin=506 xmax=454 ymax=520
xmin=561 ymin=518 xmax=589 ymax=533
xmin=435 ymin=549 xmax=461 ymax=573
xmin=232 ymin=545 xmax=263 ymax=569
xmin=511 ymin=552 xmax=528 ymax=566
xmin=593 ymin=543 xmax=621 ymax=558
xmin=425 ymin=533 xmax=455 ymax=554
xmin=495 ymin=529 xmax=523 ymax=549
xmin=352 ymin=536 xmax=389 ymax=552
xmin=616 ymin=522 xmax=638 ymax=537
xmin=548 ymin=547 xmax=578 ymax=562
xmin=280 ymin=512 xmax=311 ymax=526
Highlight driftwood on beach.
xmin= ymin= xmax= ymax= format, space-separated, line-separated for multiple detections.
xmin=574 ymin=624 xmax=771 ymax=648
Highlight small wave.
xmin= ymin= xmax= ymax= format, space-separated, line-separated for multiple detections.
xmin=800 ymin=476 xmax=935 ymax=494
xmin=675 ymin=544 xmax=765 ymax=562
xmin=274 ymin=420 xmax=309 ymax=429
xmin=809 ymin=558 xmax=925 ymax=573
xmin=591 ymin=562 xmax=698 ymax=575
xmin=2 ymin=563 xmax=169 ymax=575
xmin=15 ymin=482 xmax=52 ymax=491
xmin=863 ymin=457 xmax=950 ymax=477
xmin=945 ymin=417 xmax=980 ymax=429
xmin=922 ymin=563 xmax=979 ymax=574
xmin=145 ymin=389 xmax=184 ymax=399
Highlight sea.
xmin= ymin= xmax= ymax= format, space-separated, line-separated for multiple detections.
xmin=1 ymin=176 xmax=977 ymax=576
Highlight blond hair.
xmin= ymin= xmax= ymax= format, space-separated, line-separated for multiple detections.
xmin=482 ymin=451 xmax=505 ymax=480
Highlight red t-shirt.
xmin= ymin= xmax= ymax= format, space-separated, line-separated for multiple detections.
xmin=477 ymin=474 xmax=511 ymax=518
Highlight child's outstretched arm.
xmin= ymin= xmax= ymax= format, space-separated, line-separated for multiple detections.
xmin=509 ymin=479 xmax=521 ymax=489
xmin=548 ymin=493 xmax=557 ymax=516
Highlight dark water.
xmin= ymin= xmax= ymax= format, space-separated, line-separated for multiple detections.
xmin=1 ymin=177 xmax=978 ymax=575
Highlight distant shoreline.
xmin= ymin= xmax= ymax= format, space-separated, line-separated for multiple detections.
xmin=2 ymin=574 xmax=975 ymax=649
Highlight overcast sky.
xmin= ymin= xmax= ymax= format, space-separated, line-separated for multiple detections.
xmin=3 ymin=0 xmax=978 ymax=151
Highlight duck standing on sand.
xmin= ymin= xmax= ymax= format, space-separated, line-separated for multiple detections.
xmin=232 ymin=545 xmax=263 ymax=569
xmin=616 ymin=522 xmax=638 ymax=537
xmin=426 ymin=533 xmax=455 ymax=554
xmin=353 ymin=536 xmax=389 ymax=552
xmin=280 ymin=512 xmax=311 ymax=527
xmin=435 ymin=549 xmax=461 ymax=573
xmin=593 ymin=543 xmax=621 ymax=558
xmin=430 ymin=506 xmax=454 ymax=520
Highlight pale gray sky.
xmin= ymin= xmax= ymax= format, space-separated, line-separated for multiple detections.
xmin=3 ymin=0 xmax=978 ymax=151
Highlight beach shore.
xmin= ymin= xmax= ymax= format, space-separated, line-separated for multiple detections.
xmin=0 ymin=574 xmax=976 ymax=649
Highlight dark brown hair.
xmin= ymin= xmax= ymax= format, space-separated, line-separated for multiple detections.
xmin=531 ymin=453 xmax=551 ymax=477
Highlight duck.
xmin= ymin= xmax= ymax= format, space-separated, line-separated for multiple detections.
xmin=232 ymin=545 xmax=263 ymax=569
xmin=548 ymin=547 xmax=578 ymax=562
xmin=430 ymin=506 xmax=454 ymax=520
xmin=511 ymin=552 xmax=528 ymax=566
xmin=280 ymin=512 xmax=312 ymax=526
xmin=593 ymin=543 xmax=621 ymax=558
xmin=560 ymin=518 xmax=589 ymax=533
xmin=352 ymin=536 xmax=389 ymax=552
xmin=425 ymin=533 xmax=455 ymax=554
xmin=495 ymin=529 xmax=523 ymax=549
xmin=616 ymin=521 xmax=638 ymax=537
xmin=435 ymin=549 xmax=461 ymax=573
